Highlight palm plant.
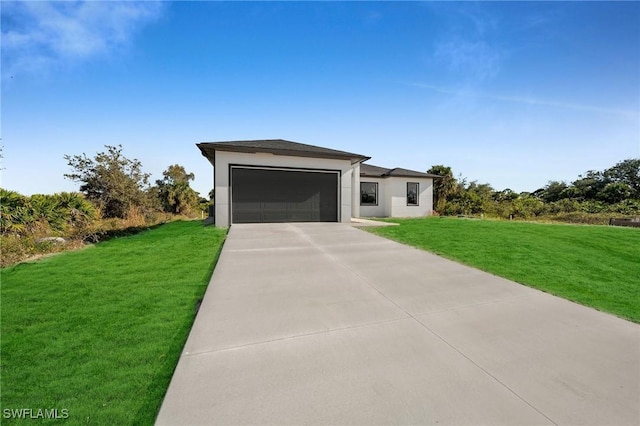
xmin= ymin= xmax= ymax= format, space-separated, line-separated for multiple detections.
xmin=0 ymin=188 xmax=31 ymax=235
xmin=54 ymin=192 xmax=97 ymax=229
xmin=30 ymin=194 xmax=66 ymax=234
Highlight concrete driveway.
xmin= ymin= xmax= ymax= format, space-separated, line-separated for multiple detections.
xmin=156 ymin=223 xmax=639 ymax=425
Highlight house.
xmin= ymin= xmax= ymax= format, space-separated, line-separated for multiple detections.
xmin=197 ymin=139 xmax=439 ymax=227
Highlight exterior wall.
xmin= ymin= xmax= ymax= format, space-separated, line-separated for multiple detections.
xmin=359 ymin=177 xmax=386 ymax=217
xmin=421 ymin=178 xmax=434 ymax=216
xmin=351 ymin=163 xmax=361 ymax=219
xmin=387 ymin=177 xmax=434 ymax=218
xmin=213 ymin=151 xmax=355 ymax=227
xmin=341 ymin=167 xmax=354 ymax=224
xmin=358 ymin=177 xmax=434 ymax=218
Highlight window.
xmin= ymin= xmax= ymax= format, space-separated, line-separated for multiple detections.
xmin=360 ymin=182 xmax=378 ymax=206
xmin=407 ymin=182 xmax=419 ymax=206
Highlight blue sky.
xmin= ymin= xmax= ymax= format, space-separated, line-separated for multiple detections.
xmin=2 ymin=1 xmax=639 ymax=197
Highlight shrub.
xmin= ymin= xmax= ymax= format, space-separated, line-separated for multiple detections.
xmin=0 ymin=235 xmax=74 ymax=267
xmin=0 ymin=189 xmax=31 ymax=235
xmin=544 ymin=212 xmax=612 ymax=225
xmin=510 ymin=195 xmax=546 ymax=219
xmin=611 ymin=199 xmax=640 ymax=215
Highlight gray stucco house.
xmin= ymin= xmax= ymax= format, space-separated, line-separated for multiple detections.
xmin=197 ymin=139 xmax=439 ymax=227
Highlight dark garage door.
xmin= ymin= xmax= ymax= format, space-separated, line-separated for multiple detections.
xmin=231 ymin=167 xmax=338 ymax=224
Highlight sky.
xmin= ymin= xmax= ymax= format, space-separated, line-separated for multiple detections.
xmin=2 ymin=1 xmax=639 ymax=198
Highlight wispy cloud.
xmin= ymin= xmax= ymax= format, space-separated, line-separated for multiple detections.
xmin=412 ymin=83 xmax=638 ymax=118
xmin=1 ymin=1 xmax=164 ymax=77
xmin=433 ymin=39 xmax=502 ymax=82
xmin=458 ymin=4 xmax=499 ymax=36
xmin=430 ymin=4 xmax=504 ymax=83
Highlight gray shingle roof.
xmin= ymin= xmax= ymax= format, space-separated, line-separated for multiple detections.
xmin=360 ymin=163 xmax=392 ymax=177
xmin=197 ymin=139 xmax=370 ymax=165
xmin=360 ymin=163 xmax=441 ymax=179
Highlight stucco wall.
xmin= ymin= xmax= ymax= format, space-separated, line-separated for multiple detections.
xmin=213 ymin=151 xmax=355 ymax=227
xmin=351 ymin=163 xmax=361 ymax=219
xmin=359 ymin=177 xmax=433 ymax=218
xmin=359 ymin=177 xmax=386 ymax=217
xmin=387 ymin=177 xmax=434 ymax=218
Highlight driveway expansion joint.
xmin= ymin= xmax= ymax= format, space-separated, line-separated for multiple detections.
xmin=411 ymin=311 xmax=559 ymax=426
xmin=182 ymin=315 xmax=411 ymax=357
xmin=412 ymin=292 xmax=539 ymax=317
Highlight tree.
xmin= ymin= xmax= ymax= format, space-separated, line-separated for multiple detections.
xmin=492 ymin=188 xmax=518 ymax=202
xmin=538 ymin=181 xmax=569 ymax=203
xmin=427 ymin=165 xmax=456 ymax=213
xmin=570 ymin=171 xmax=608 ymax=201
xmin=604 ymin=158 xmax=640 ymax=198
xmin=156 ymin=164 xmax=199 ymax=215
xmin=64 ymin=145 xmax=151 ymax=219
xmin=598 ymin=182 xmax=633 ymax=204
xmin=441 ymin=177 xmax=493 ymax=216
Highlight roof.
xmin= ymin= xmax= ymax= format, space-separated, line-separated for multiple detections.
xmin=360 ymin=163 xmax=441 ymax=179
xmin=197 ymin=139 xmax=370 ymax=165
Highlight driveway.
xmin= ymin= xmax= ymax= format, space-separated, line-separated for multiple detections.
xmin=156 ymin=223 xmax=639 ymax=425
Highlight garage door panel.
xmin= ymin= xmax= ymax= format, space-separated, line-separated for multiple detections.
xmin=235 ymin=201 xmax=261 ymax=209
xmin=262 ymin=211 xmax=292 ymax=222
xmin=231 ymin=168 xmax=338 ymax=224
xmin=233 ymin=211 xmax=262 ymax=223
xmin=263 ymin=201 xmax=289 ymax=209
xmin=289 ymin=199 xmax=316 ymax=209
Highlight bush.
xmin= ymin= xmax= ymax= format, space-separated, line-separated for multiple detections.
xmin=544 ymin=212 xmax=613 ymax=225
xmin=0 ymin=235 xmax=33 ymax=266
xmin=0 ymin=235 xmax=74 ymax=267
xmin=0 ymin=188 xmax=176 ymax=267
xmin=548 ymin=199 xmax=580 ymax=214
xmin=611 ymin=199 xmax=640 ymax=215
xmin=510 ymin=196 xmax=546 ymax=219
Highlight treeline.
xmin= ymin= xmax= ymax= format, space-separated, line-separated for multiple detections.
xmin=428 ymin=158 xmax=640 ymax=222
xmin=1 ymin=145 xmax=211 ymax=266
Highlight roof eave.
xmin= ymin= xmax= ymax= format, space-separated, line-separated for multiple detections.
xmin=197 ymin=143 xmax=216 ymax=166
xmin=384 ymin=172 xmax=441 ymax=178
xmin=197 ymin=143 xmax=370 ymax=165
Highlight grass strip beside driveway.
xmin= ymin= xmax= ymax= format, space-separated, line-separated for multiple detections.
xmin=368 ymin=217 xmax=640 ymax=323
xmin=1 ymin=220 xmax=226 ymax=425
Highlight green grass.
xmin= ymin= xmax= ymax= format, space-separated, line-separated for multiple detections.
xmin=368 ymin=217 xmax=640 ymax=323
xmin=1 ymin=220 xmax=227 ymax=425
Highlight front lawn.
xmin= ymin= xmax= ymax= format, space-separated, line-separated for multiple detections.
xmin=1 ymin=220 xmax=226 ymax=425
xmin=368 ymin=217 xmax=640 ymax=323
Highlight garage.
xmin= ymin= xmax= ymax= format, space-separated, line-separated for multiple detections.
xmin=231 ymin=167 xmax=339 ymax=223
xmin=197 ymin=139 xmax=370 ymax=227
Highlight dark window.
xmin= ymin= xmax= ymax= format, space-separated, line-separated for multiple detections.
xmin=407 ymin=182 xmax=419 ymax=206
xmin=360 ymin=182 xmax=378 ymax=206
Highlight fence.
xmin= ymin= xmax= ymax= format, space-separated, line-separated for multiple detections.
xmin=609 ymin=217 xmax=640 ymax=228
